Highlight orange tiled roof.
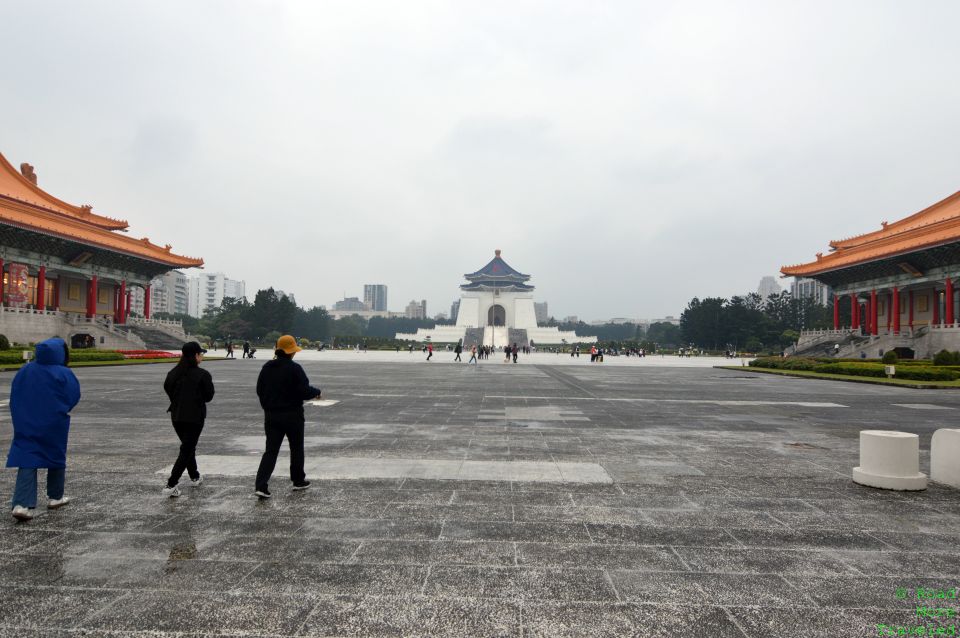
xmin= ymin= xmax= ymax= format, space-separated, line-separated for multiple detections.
xmin=0 ymin=151 xmax=203 ymax=268
xmin=781 ymin=190 xmax=960 ymax=277
xmin=0 ymin=152 xmax=129 ymax=230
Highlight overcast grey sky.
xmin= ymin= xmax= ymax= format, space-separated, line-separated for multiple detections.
xmin=3 ymin=1 xmax=960 ymax=321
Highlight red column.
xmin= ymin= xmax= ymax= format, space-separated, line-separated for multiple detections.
xmin=87 ymin=275 xmax=98 ymax=318
xmin=885 ymin=293 xmax=891 ymax=331
xmin=850 ymin=294 xmax=859 ymax=329
xmin=52 ymin=278 xmax=60 ymax=311
xmin=934 ymin=290 xmax=940 ymax=325
xmin=908 ymin=290 xmax=914 ymax=329
xmin=144 ymin=285 xmax=151 ymax=320
xmin=125 ymin=289 xmax=131 ymax=323
xmin=870 ymin=289 xmax=878 ymax=335
xmin=36 ymin=265 xmax=46 ymax=311
xmin=833 ymin=294 xmax=839 ymax=330
xmin=119 ymin=281 xmax=127 ymax=324
xmin=892 ymin=287 xmax=900 ymax=334
xmin=0 ymin=258 xmax=5 ymax=305
xmin=864 ymin=292 xmax=870 ymax=333
xmin=947 ymin=278 xmax=955 ymax=326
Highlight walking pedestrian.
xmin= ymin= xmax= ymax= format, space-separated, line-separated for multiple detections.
xmin=512 ymin=343 xmax=519 ymax=363
xmin=426 ymin=343 xmax=433 ymax=361
xmin=162 ymin=342 xmax=215 ymax=497
xmin=243 ymin=341 xmax=251 ymax=359
xmin=6 ymin=338 xmax=81 ymax=521
xmin=226 ymin=342 xmax=235 ymax=359
xmin=468 ymin=345 xmax=477 ymax=364
xmin=454 ymin=340 xmax=463 ymax=362
xmin=254 ymin=335 xmax=322 ymax=498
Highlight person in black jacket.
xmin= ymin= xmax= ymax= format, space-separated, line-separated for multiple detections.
xmin=162 ymin=342 xmax=215 ymax=497
xmin=254 ymin=335 xmax=322 ymax=498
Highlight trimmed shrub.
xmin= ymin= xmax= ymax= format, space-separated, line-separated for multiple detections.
xmin=751 ymin=355 xmax=960 ymax=381
xmin=894 ymin=367 xmax=960 ymax=381
xmin=933 ymin=350 xmax=960 ymax=366
xmin=881 ymin=351 xmax=898 ymax=364
xmin=0 ymin=335 xmax=9 ymax=351
xmin=813 ymin=363 xmax=887 ymax=378
xmin=749 ymin=357 xmax=821 ymax=371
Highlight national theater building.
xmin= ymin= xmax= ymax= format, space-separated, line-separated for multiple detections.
xmin=396 ymin=250 xmax=594 ymax=348
xmin=0 ymin=151 xmax=202 ymax=348
xmin=782 ymin=189 xmax=960 ymax=358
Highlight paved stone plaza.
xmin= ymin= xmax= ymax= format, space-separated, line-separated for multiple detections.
xmin=1 ymin=354 xmax=958 ymax=637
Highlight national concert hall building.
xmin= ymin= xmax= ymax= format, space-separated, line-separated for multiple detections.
xmin=783 ymin=189 xmax=960 ymax=358
xmin=0 ymin=151 xmax=202 ymax=348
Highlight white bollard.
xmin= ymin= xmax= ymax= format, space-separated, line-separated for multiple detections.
xmin=931 ymin=428 xmax=960 ymax=489
xmin=852 ymin=430 xmax=927 ymax=491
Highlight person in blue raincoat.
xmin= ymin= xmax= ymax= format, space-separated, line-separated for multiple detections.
xmin=6 ymin=338 xmax=81 ymax=521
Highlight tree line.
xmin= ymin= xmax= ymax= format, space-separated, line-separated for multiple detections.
xmin=679 ymin=291 xmax=836 ymax=352
xmin=153 ymin=286 xmax=688 ymax=348
xmin=155 ymin=288 xmax=444 ymax=344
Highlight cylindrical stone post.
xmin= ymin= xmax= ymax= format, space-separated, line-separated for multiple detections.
xmin=853 ymin=430 xmax=927 ymax=491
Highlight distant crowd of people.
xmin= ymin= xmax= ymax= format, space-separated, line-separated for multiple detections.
xmin=208 ymin=340 xmax=258 ymax=359
xmin=417 ymin=341 xmax=530 ymax=364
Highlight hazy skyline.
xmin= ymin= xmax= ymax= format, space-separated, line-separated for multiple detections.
xmin=3 ymin=1 xmax=960 ymax=320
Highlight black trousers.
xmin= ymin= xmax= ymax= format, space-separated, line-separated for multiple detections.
xmin=255 ymin=417 xmax=306 ymax=490
xmin=168 ymin=421 xmax=204 ymax=487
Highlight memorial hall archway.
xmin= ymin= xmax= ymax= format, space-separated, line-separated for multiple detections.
xmin=488 ymin=304 xmax=505 ymax=326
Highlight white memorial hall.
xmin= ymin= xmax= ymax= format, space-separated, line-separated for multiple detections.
xmin=396 ymin=250 xmax=594 ymax=348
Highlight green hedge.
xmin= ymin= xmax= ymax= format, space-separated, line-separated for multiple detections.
xmin=0 ymin=349 xmax=124 ymax=365
xmin=750 ymin=357 xmax=960 ymax=381
xmin=813 ymin=362 xmax=887 ymax=378
xmin=894 ymin=367 xmax=960 ymax=381
xmin=749 ymin=357 xmax=821 ymax=371
xmin=934 ymin=350 xmax=960 ymax=366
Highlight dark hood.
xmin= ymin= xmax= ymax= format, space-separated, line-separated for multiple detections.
xmin=34 ymin=338 xmax=67 ymax=366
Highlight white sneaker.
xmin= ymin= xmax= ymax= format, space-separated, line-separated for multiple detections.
xmin=190 ymin=475 xmax=203 ymax=487
xmin=11 ymin=505 xmax=34 ymax=521
xmin=162 ymin=486 xmax=181 ymax=498
xmin=48 ymin=496 xmax=71 ymax=509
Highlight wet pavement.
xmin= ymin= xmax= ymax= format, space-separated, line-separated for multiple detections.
xmin=1 ymin=356 xmax=958 ymax=637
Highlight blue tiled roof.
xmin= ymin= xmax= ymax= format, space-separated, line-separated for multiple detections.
xmin=464 ymin=250 xmax=530 ymax=282
xmin=460 ymin=281 xmax=535 ymax=292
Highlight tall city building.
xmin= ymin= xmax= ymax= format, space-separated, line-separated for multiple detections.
xmin=534 ymin=302 xmax=549 ymax=324
xmin=790 ymin=277 xmax=832 ymax=306
xmin=450 ymin=300 xmax=460 ymax=323
xmin=155 ymin=270 xmax=190 ymax=315
xmin=405 ymin=299 xmax=427 ymax=319
xmin=757 ymin=276 xmax=782 ymax=300
xmin=363 ymin=284 xmax=388 ymax=312
xmin=188 ymin=272 xmax=246 ymax=318
xmin=128 ymin=270 xmax=190 ymax=317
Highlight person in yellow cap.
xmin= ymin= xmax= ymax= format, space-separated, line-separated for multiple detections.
xmin=253 ymin=335 xmax=322 ymax=498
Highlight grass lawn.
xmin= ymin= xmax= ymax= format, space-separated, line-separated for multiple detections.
xmin=715 ymin=365 xmax=960 ymax=389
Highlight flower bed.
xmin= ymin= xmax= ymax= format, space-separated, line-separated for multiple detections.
xmin=115 ymin=349 xmax=179 ymax=359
